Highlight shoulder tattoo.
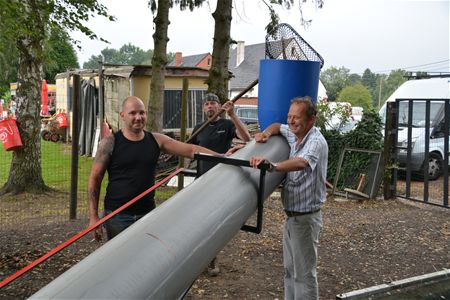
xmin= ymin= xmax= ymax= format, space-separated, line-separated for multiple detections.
xmin=94 ymin=135 xmax=114 ymax=166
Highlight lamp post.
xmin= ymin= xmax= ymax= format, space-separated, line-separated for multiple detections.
xmin=378 ymin=76 xmax=383 ymax=109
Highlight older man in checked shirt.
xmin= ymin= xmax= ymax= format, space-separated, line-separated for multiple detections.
xmin=251 ymin=96 xmax=328 ymax=300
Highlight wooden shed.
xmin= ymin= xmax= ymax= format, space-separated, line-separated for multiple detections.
xmin=55 ymin=65 xmax=211 ymax=156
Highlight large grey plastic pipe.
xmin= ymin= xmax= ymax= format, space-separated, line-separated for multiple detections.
xmin=31 ymin=137 xmax=289 ymax=299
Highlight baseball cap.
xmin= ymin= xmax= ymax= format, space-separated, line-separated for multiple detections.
xmin=203 ymin=93 xmax=220 ymax=103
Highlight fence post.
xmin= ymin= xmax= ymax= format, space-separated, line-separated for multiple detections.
xmin=98 ymin=62 xmax=105 ymax=138
xmin=444 ymin=100 xmax=449 ymax=207
xmin=178 ymin=78 xmax=189 ymax=191
xmin=70 ymin=74 xmax=80 ymax=219
xmin=383 ymin=101 xmax=396 ymax=199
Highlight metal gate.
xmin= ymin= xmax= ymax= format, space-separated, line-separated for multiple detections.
xmin=385 ymin=98 xmax=449 ymax=208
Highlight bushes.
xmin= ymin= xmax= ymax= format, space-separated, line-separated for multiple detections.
xmin=319 ymin=107 xmax=383 ymax=189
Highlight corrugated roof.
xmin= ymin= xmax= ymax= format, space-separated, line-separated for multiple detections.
xmin=56 ymin=65 xmax=210 ymax=79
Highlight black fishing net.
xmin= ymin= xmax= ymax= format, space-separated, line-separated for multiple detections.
xmin=265 ymin=23 xmax=324 ymax=68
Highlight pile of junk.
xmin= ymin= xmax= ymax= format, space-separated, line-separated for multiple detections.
xmin=40 ymin=110 xmax=68 ymax=143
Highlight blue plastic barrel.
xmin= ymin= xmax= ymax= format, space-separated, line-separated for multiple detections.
xmin=258 ymin=60 xmax=321 ymax=130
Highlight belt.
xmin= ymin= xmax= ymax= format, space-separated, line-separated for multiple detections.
xmin=285 ymin=208 xmax=320 ymax=217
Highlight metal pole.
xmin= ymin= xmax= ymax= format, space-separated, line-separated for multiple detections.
xmin=378 ymin=76 xmax=383 ymax=109
xmin=378 ymin=75 xmax=383 ymax=110
xmin=69 ymin=75 xmax=80 ymax=219
xmin=31 ymin=137 xmax=290 ymax=299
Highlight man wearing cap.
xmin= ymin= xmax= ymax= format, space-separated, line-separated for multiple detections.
xmin=191 ymin=93 xmax=251 ymax=275
xmin=191 ymin=93 xmax=251 ymax=175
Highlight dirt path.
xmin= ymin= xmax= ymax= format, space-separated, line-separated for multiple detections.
xmin=1 ymin=196 xmax=449 ymax=299
xmin=186 ymin=197 xmax=450 ymax=299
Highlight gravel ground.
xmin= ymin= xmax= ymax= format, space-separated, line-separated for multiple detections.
xmin=1 ymin=194 xmax=449 ymax=299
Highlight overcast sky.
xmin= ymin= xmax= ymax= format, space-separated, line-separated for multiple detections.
xmin=71 ymin=0 xmax=450 ymax=74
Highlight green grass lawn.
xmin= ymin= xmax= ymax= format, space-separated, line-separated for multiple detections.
xmin=0 ymin=141 xmax=178 ymax=226
xmin=0 ymin=141 xmax=177 ymax=201
xmin=0 ymin=148 xmax=12 ymax=182
xmin=0 ymin=141 xmax=94 ymax=191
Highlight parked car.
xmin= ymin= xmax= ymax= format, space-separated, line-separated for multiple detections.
xmin=379 ymin=77 xmax=450 ymax=180
xmin=234 ymin=104 xmax=258 ymax=124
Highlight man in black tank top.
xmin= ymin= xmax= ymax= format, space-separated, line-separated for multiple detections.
xmin=88 ymin=96 xmax=218 ymax=241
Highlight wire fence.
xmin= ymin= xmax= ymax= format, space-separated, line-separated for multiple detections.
xmin=0 ymin=140 xmax=103 ymax=231
xmin=0 ymin=137 xmax=180 ymax=297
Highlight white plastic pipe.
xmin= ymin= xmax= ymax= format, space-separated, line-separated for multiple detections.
xmin=31 ymin=137 xmax=289 ymax=299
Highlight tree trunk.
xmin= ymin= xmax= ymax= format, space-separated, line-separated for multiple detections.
xmin=207 ymin=0 xmax=233 ymax=103
xmin=147 ymin=0 xmax=170 ymax=132
xmin=0 ymin=29 xmax=49 ymax=195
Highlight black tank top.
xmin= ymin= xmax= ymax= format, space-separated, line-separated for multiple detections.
xmin=104 ymin=130 xmax=160 ymax=215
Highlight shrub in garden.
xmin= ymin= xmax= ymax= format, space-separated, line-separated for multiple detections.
xmin=317 ymin=104 xmax=383 ymax=190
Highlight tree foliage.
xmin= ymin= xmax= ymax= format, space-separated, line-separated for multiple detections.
xmin=0 ymin=0 xmax=114 ymax=44
xmin=263 ymin=0 xmax=324 ymax=29
xmin=0 ymin=25 xmax=78 ymax=94
xmin=322 ymin=109 xmax=383 ymax=189
xmin=337 ymin=83 xmax=373 ymax=111
xmin=378 ymin=69 xmax=408 ymax=107
xmin=361 ymin=68 xmax=378 ymax=106
xmin=347 ymin=73 xmax=362 ymax=85
xmin=82 ymin=43 xmax=166 ymax=69
xmin=321 ymin=66 xmax=408 ymax=110
xmin=320 ymin=66 xmax=351 ymax=101
xmin=316 ymin=101 xmax=351 ymax=132
xmin=0 ymin=0 xmax=114 ymax=195
xmin=0 ymin=34 xmax=19 ymax=97
xmin=43 ymin=26 xmax=80 ymax=83
xmin=82 ymin=54 xmax=103 ymax=69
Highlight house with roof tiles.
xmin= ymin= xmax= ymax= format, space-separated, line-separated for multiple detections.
xmin=168 ymin=52 xmax=212 ymax=70
xmin=170 ymin=41 xmax=327 ymax=106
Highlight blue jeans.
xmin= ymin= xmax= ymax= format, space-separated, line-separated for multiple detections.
xmin=103 ymin=211 xmax=146 ymax=240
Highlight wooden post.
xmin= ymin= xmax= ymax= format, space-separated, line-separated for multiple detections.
xmin=98 ymin=62 xmax=104 ymax=138
xmin=70 ymin=74 xmax=80 ymax=219
xmin=383 ymin=101 xmax=396 ymax=199
xmin=178 ymin=78 xmax=189 ymax=191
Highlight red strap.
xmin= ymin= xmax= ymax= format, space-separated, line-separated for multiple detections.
xmin=0 ymin=168 xmax=184 ymax=288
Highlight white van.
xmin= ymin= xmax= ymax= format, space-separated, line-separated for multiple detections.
xmin=379 ymin=77 xmax=450 ymax=179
